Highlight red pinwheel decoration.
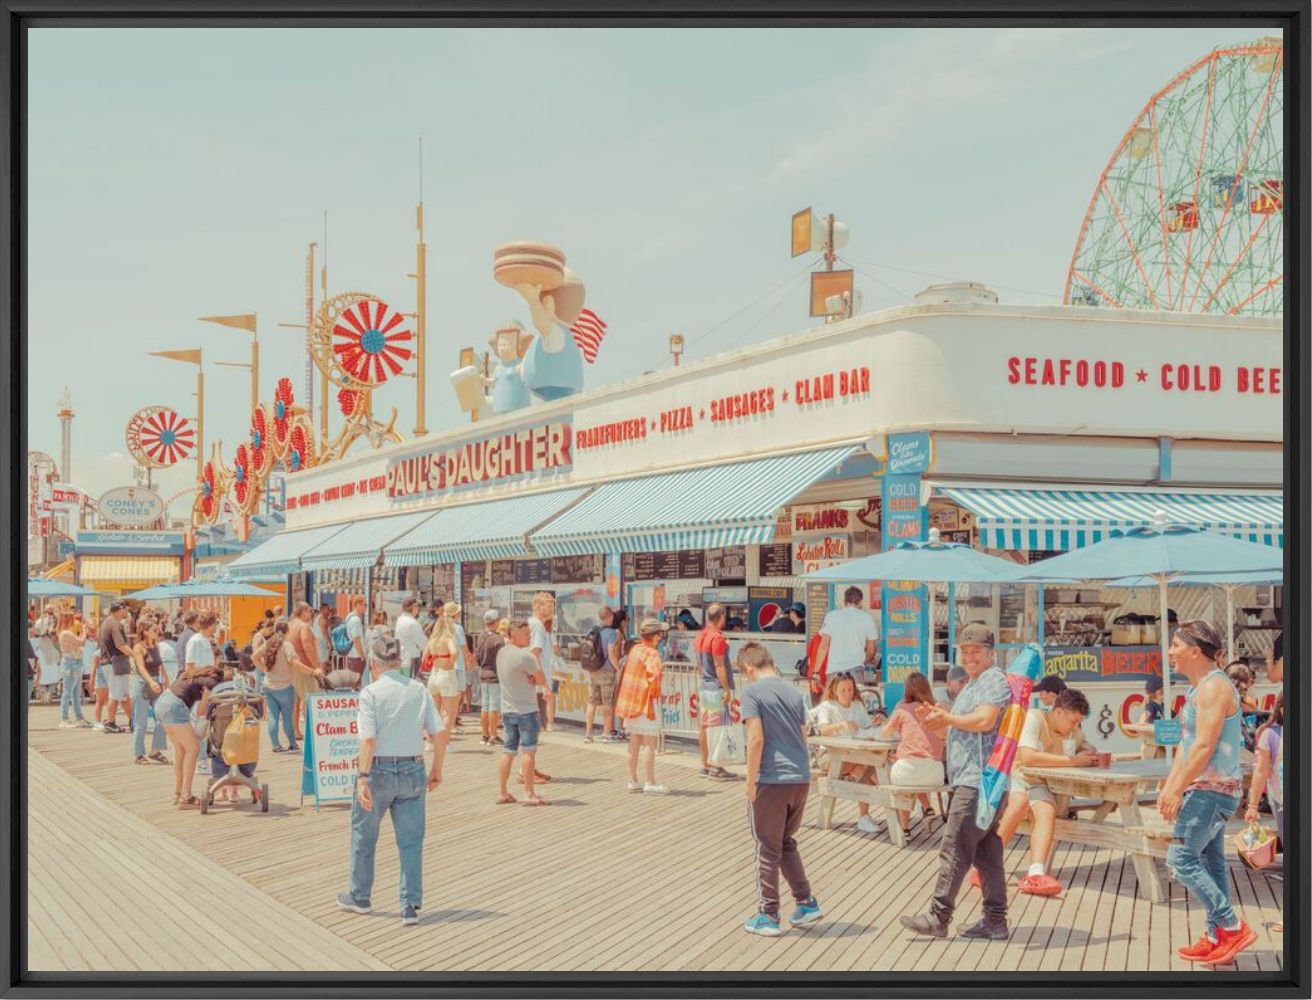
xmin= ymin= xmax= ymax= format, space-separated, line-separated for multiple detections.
xmin=136 ymin=408 xmax=195 ymax=468
xmin=248 ymin=405 xmax=273 ymax=478
xmin=231 ymin=442 xmax=261 ymax=515
xmin=194 ymin=457 xmax=223 ymax=526
xmin=287 ymin=417 xmax=316 ymax=472
xmin=338 ymin=387 xmax=362 ymax=417
xmin=271 ymin=377 xmax=295 ymax=456
xmin=332 ymin=299 xmax=413 ymax=386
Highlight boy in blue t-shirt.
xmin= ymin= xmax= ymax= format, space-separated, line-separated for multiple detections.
xmin=738 ymin=642 xmax=822 ymax=937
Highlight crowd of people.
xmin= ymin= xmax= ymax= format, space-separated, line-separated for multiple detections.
xmin=28 ymin=595 xmax=1284 ymax=957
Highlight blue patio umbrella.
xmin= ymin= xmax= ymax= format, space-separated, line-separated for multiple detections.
xmin=1007 ymin=521 xmax=1282 ymax=732
xmin=801 ymin=533 xmax=1020 ymax=584
xmin=27 ymin=579 xmax=101 ymax=598
xmin=124 ymin=582 xmax=188 ymax=600
xmin=183 ymin=580 xmax=276 ymax=597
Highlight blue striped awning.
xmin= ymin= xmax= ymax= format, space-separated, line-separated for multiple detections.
xmin=937 ymin=485 xmax=1283 ymax=551
xmin=225 ymin=522 xmax=354 ymax=578
xmin=300 ymin=510 xmax=436 ymax=572
xmin=529 ymin=445 xmax=859 ymax=557
xmin=382 ymin=487 xmax=591 ymax=567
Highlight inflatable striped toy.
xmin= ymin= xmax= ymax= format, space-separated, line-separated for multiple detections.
xmin=975 ymin=644 xmax=1046 ymax=830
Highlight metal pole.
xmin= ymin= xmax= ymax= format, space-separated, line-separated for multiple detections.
xmin=1158 ymin=574 xmax=1173 ymax=760
xmin=251 ymin=317 xmax=259 ymax=414
xmin=1225 ymin=584 xmax=1236 ymax=663
xmin=414 ymin=202 xmax=428 ymax=436
xmin=320 ymin=211 xmax=330 ymax=444
xmin=196 ymin=367 xmax=205 ymax=481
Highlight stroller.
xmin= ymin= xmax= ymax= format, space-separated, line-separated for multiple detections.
xmin=200 ymin=684 xmax=270 ymax=814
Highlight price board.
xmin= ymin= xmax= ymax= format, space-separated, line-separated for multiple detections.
xmin=678 ymin=549 xmax=706 ymax=579
xmin=551 ymin=554 xmax=602 ymax=584
xmin=705 ymin=545 xmax=747 ymax=581
xmin=515 ymin=558 xmax=553 ymax=586
xmin=490 ymin=559 xmax=516 ymax=586
xmin=758 ymin=542 xmax=793 ymax=578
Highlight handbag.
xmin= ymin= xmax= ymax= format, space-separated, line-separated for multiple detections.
xmin=708 ymin=722 xmax=747 ymax=766
xmin=222 ymin=704 xmax=262 ymax=766
xmin=1234 ymin=821 xmax=1278 ymax=870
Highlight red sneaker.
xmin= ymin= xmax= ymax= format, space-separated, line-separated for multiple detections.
xmin=969 ymin=869 xmax=981 ymax=889
xmin=1018 ymin=873 xmax=1063 ymax=897
xmin=1177 ymin=933 xmax=1217 ymax=961
xmin=1204 ymin=922 xmax=1257 ymax=966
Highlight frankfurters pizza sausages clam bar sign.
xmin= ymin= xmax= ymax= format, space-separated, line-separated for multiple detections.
xmin=284 ymin=305 xmax=1279 ymax=529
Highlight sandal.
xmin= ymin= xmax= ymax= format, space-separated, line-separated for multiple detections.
xmin=523 ymin=795 xmax=550 ymax=807
xmin=149 ymin=751 xmax=170 ymax=764
xmin=534 ymin=771 xmax=552 ymax=783
xmin=177 ymin=795 xmax=201 ymax=808
xmin=135 ymin=756 xmax=151 ymax=765
xmin=496 ymin=794 xmax=518 ymax=805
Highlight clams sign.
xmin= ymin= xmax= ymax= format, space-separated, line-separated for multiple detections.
xmin=97 ymin=486 xmax=166 ymax=528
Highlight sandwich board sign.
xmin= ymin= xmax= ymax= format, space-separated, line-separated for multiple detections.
xmin=300 ymin=691 xmax=360 ymax=810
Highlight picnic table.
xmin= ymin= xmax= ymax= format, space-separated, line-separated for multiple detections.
xmin=1122 ymin=723 xmax=1168 ymax=759
xmin=808 ymin=735 xmax=948 ymax=848
xmin=1017 ymin=756 xmax=1253 ymax=903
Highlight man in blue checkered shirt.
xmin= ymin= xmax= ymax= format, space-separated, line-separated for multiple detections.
xmin=337 ymin=630 xmax=447 ymax=926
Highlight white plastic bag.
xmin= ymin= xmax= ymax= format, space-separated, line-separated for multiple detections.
xmin=707 ymin=723 xmax=747 ymax=766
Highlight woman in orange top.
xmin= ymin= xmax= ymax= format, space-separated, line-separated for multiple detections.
xmin=616 ymin=618 xmax=669 ymax=795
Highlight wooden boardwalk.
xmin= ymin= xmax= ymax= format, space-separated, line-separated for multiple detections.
xmin=26 ymin=704 xmax=1284 ymax=974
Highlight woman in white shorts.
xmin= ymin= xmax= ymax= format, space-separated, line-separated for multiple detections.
xmin=879 ymin=672 xmax=946 ymax=834
xmin=425 ymin=616 xmax=461 ymax=736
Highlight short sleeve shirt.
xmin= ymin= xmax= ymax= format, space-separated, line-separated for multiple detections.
xmin=185 ymin=633 xmax=215 ymax=670
xmin=740 ymin=675 xmax=809 ymax=784
xmin=497 ymin=644 xmax=541 ymax=717
xmin=346 ymin=614 xmax=364 ymax=652
xmin=819 ymin=606 xmax=878 ymax=672
xmin=694 ymin=626 xmax=732 ymax=690
xmin=944 ymin=666 xmax=1011 ymax=788
xmin=599 ymin=627 xmax=620 ymax=669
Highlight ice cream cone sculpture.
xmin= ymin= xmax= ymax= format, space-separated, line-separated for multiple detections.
xmin=975 ymin=644 xmax=1045 ymax=830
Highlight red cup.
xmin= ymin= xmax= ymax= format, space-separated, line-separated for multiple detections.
xmin=1097 ymin=752 xmax=1112 ymax=769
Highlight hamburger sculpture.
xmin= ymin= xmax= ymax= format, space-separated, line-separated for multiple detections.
xmin=451 ymin=242 xmax=588 ymax=416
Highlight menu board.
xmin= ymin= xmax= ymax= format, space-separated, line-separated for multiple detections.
xmin=806 ymin=582 xmax=829 ymax=638
xmin=705 ymin=545 xmax=747 ymax=581
xmin=433 ymin=563 xmax=455 ymax=600
xmin=758 ymin=543 xmax=793 ymax=578
xmin=490 ymin=559 xmax=516 ymax=586
xmin=515 ymin=558 xmax=553 ymax=586
xmin=551 ymin=554 xmax=602 ymax=584
xmin=678 ymin=549 xmax=705 ymax=579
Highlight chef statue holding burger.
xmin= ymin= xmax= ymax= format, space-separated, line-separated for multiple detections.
xmin=451 ymin=242 xmax=589 ymax=416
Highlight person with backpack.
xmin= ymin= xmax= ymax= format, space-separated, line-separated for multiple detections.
xmin=337 ymin=597 xmax=367 ymax=679
xmin=582 ymin=606 xmax=621 ymax=743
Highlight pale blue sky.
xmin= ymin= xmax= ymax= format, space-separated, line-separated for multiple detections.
xmin=27 ymin=25 xmax=1273 ymax=507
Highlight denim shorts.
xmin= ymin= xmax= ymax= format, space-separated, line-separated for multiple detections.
xmin=94 ymin=665 xmax=107 ymax=689
xmin=480 ymin=683 xmax=501 ymax=712
xmin=502 ymin=711 xmax=540 ymax=754
xmin=106 ymin=673 xmax=131 ymax=701
xmin=211 ymin=758 xmax=256 ymax=779
xmin=154 ymin=691 xmax=192 ymax=727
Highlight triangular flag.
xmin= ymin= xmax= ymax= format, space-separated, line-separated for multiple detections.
xmin=150 ymin=349 xmax=202 ymax=365
xmin=198 ymin=313 xmax=257 ymax=332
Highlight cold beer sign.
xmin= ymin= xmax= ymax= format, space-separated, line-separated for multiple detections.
xmin=880 ymin=432 xmax=933 ymax=706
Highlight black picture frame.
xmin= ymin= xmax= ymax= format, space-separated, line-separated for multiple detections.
xmin=3 ymin=2 xmax=1307 ymax=997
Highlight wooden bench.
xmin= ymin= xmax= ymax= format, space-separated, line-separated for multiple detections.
xmin=816 ymin=777 xmax=948 ymax=847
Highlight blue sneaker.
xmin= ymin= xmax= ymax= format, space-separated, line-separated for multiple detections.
xmin=789 ymin=897 xmax=823 ymax=926
xmin=336 ymin=892 xmax=372 ymax=914
xmin=743 ymin=912 xmax=783 ymax=937
xmin=401 ymin=904 xmax=418 ymax=926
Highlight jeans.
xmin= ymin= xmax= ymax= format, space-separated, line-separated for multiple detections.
xmin=748 ymin=783 xmax=813 ymax=919
xmin=265 ymin=684 xmax=297 ymax=748
xmin=253 ymin=670 xmax=266 ymax=695
xmin=1166 ymin=789 xmax=1241 ymax=935
xmin=930 ymin=785 xmax=1008 ymax=927
xmin=60 ymin=659 xmax=85 ymax=721
xmin=348 ymin=758 xmax=427 ymax=907
xmin=130 ymin=677 xmax=168 ymax=758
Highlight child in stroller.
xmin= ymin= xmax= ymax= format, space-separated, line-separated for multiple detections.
xmin=202 ymin=677 xmax=270 ymax=814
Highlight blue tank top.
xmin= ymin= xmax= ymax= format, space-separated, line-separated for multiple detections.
xmin=1179 ymin=668 xmax=1242 ymax=797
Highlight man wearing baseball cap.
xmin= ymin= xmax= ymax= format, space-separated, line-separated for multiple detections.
xmin=768 ymin=603 xmax=807 ymax=635
xmin=901 ymin=623 xmax=1013 ymax=941
xmin=338 ymin=630 xmax=446 ymax=927
xmin=476 ymin=608 xmax=504 ymax=746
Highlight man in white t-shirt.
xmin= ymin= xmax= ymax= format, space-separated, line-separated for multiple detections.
xmin=394 ymin=597 xmax=427 ymax=678
xmin=816 ymin=586 xmax=878 ymax=677
xmin=345 ymin=596 xmax=367 ymax=678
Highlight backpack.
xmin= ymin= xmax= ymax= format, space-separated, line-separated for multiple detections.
xmin=579 ymin=626 xmax=607 ymax=672
xmin=331 ymin=620 xmax=353 ymax=655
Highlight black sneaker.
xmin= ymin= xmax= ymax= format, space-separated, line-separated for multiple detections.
xmin=899 ymin=912 xmax=950 ymax=938
xmin=103 ymin=722 xmax=123 ymax=734
xmin=959 ymin=919 xmax=1009 ymax=941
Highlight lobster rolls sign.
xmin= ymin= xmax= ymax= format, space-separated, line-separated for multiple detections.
xmin=388 ymin=420 xmax=573 ymax=500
